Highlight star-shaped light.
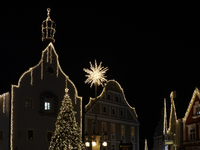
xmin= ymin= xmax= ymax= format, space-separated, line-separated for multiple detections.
xmin=83 ymin=60 xmax=108 ymax=88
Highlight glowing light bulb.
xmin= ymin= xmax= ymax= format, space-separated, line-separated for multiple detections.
xmin=102 ymin=141 xmax=107 ymax=147
xmin=85 ymin=142 xmax=90 ymax=147
xmin=92 ymin=141 xmax=97 ymax=147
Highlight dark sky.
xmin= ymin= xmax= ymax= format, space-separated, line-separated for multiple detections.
xmin=1 ymin=1 xmax=200 ymax=149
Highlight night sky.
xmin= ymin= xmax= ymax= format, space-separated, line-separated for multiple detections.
xmin=1 ymin=1 xmax=200 ymax=149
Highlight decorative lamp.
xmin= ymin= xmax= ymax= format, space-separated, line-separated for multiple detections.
xmin=41 ymin=8 xmax=56 ymax=43
xmin=92 ymin=141 xmax=97 ymax=147
xmin=102 ymin=131 xmax=108 ymax=147
xmin=85 ymin=142 xmax=90 ymax=147
xmin=102 ymin=141 xmax=107 ymax=147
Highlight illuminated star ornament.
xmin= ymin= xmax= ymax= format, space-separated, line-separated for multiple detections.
xmin=83 ymin=60 xmax=109 ymax=88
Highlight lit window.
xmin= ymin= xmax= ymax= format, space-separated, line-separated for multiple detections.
xmin=121 ymin=125 xmax=125 ymax=135
xmin=196 ymin=107 xmax=200 ymax=115
xmin=194 ymin=101 xmax=200 ymax=115
xmin=44 ymin=102 xmax=50 ymax=110
xmin=28 ymin=130 xmax=34 ymax=140
xmin=131 ymin=126 xmax=135 ymax=137
xmin=102 ymin=122 xmax=107 ymax=133
xmin=111 ymin=123 xmax=115 ymax=134
xmin=25 ymin=99 xmax=32 ymax=108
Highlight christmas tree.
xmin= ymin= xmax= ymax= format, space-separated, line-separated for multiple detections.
xmin=49 ymin=88 xmax=85 ymax=150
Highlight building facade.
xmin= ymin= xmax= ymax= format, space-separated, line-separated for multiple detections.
xmin=0 ymin=8 xmax=83 ymax=150
xmin=84 ymin=80 xmax=140 ymax=150
xmin=183 ymin=88 xmax=200 ymax=150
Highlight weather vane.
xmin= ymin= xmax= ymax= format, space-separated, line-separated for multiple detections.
xmin=83 ymin=60 xmax=108 ymax=98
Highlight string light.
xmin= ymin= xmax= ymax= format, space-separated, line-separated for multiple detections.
xmin=167 ymin=91 xmax=178 ymax=134
xmin=85 ymin=80 xmax=138 ymax=117
xmin=183 ymin=88 xmax=200 ymax=121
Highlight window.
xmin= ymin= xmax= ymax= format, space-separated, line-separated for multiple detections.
xmin=131 ymin=127 xmax=134 ymax=136
xmin=190 ymin=128 xmax=195 ymax=140
xmin=196 ymin=107 xmax=200 ymax=115
xmin=194 ymin=101 xmax=200 ymax=115
xmin=25 ymin=99 xmax=32 ymax=108
xmin=102 ymin=122 xmax=107 ymax=133
xmin=44 ymin=102 xmax=50 ymax=110
xmin=121 ymin=125 xmax=125 ymax=135
xmin=120 ymin=109 xmax=125 ymax=117
xmin=115 ymin=95 xmax=120 ymax=102
xmin=102 ymin=147 xmax=107 ymax=150
xmin=102 ymin=105 xmax=108 ymax=114
xmin=47 ymin=131 xmax=53 ymax=142
xmin=111 ymin=144 xmax=115 ymax=150
xmin=92 ymin=120 xmax=95 ymax=133
xmin=28 ymin=130 xmax=34 ymax=140
xmin=107 ymin=94 xmax=111 ymax=100
xmin=111 ymin=107 xmax=116 ymax=116
xmin=111 ymin=123 xmax=115 ymax=140
xmin=131 ymin=126 xmax=135 ymax=141
xmin=0 ymin=130 xmax=2 ymax=140
xmin=111 ymin=123 xmax=115 ymax=134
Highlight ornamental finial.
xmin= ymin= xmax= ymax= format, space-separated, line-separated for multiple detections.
xmin=47 ymin=8 xmax=51 ymax=18
xmin=41 ymin=8 xmax=56 ymax=43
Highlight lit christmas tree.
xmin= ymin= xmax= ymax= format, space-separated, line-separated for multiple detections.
xmin=49 ymin=88 xmax=85 ymax=150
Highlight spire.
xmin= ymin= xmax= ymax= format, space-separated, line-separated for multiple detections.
xmin=41 ymin=8 xmax=56 ymax=43
xmin=144 ymin=139 xmax=148 ymax=150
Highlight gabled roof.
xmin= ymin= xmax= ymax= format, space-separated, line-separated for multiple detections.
xmin=85 ymin=79 xmax=138 ymax=117
xmin=183 ymin=87 xmax=200 ymax=122
xmin=11 ymin=42 xmax=79 ymax=96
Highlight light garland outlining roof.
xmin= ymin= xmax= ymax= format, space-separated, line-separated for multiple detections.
xmin=85 ymin=79 xmax=138 ymax=118
xmin=163 ymin=98 xmax=168 ymax=135
xmin=183 ymin=87 xmax=200 ymax=121
xmin=167 ymin=91 xmax=178 ymax=133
